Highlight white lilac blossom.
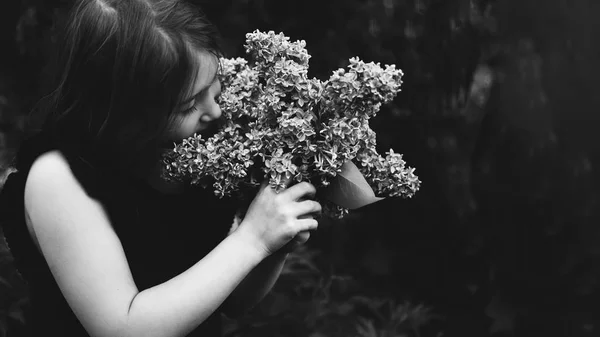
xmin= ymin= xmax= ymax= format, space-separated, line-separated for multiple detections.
xmin=162 ymin=30 xmax=421 ymax=218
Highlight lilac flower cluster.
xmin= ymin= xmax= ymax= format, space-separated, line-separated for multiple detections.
xmin=162 ymin=30 xmax=421 ymax=218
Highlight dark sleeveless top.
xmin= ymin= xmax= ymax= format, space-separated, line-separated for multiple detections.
xmin=0 ymin=132 xmax=239 ymax=336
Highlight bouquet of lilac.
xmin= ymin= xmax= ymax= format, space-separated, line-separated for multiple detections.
xmin=162 ymin=30 xmax=421 ymax=218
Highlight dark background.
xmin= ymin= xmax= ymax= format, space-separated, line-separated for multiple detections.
xmin=1 ymin=0 xmax=600 ymax=336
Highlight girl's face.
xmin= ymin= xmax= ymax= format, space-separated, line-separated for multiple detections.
xmin=165 ymin=52 xmax=222 ymax=143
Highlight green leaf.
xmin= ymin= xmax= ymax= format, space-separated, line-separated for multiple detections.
xmin=323 ymin=161 xmax=384 ymax=209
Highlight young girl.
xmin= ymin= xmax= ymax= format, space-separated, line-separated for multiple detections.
xmin=0 ymin=0 xmax=321 ymax=336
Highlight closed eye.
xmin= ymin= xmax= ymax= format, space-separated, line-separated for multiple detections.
xmin=181 ymin=104 xmax=199 ymax=115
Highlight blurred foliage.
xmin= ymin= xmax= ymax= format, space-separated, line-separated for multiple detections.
xmin=223 ymin=245 xmax=441 ymax=337
xmin=1 ymin=0 xmax=600 ymax=336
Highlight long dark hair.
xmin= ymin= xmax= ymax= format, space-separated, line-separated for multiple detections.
xmin=28 ymin=0 xmax=222 ymax=174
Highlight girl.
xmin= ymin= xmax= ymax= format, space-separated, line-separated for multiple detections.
xmin=0 ymin=0 xmax=321 ymax=336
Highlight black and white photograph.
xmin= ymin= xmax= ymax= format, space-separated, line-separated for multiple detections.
xmin=0 ymin=1 xmax=598 ymax=336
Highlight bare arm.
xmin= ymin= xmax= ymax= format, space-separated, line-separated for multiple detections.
xmin=24 ymin=151 xmax=319 ymax=337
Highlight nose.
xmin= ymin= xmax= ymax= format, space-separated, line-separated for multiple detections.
xmin=201 ymin=103 xmax=222 ymax=123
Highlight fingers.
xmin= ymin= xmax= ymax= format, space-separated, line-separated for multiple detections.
xmin=279 ymin=230 xmax=311 ymax=254
xmin=297 ymin=218 xmax=318 ymax=232
xmin=282 ymin=181 xmax=316 ymax=201
xmin=295 ymin=200 xmax=322 ymax=218
xmin=290 ymin=231 xmax=311 ymax=246
xmin=294 ymin=230 xmax=311 ymax=242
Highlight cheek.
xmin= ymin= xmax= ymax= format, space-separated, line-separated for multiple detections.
xmin=176 ymin=118 xmax=197 ymax=135
xmin=165 ymin=116 xmax=196 ymax=141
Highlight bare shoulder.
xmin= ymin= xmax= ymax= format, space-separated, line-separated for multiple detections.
xmin=24 ymin=149 xmax=105 ymax=231
xmin=24 ymin=150 xmax=101 ymax=247
xmin=26 ymin=150 xmax=77 ymax=190
xmin=25 ymin=150 xmax=93 ymax=206
xmin=22 ymin=150 xmax=139 ymax=335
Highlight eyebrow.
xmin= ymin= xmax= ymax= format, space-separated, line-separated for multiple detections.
xmin=179 ymin=71 xmax=219 ymax=107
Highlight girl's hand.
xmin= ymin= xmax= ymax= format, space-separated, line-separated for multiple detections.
xmin=279 ymin=230 xmax=311 ymax=254
xmin=235 ymin=180 xmax=321 ymax=256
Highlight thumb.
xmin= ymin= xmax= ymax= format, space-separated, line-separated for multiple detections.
xmin=280 ymin=230 xmax=311 ymax=254
xmin=292 ymin=230 xmax=310 ymax=244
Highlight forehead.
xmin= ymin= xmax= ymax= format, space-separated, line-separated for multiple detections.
xmin=191 ymin=52 xmax=219 ymax=93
